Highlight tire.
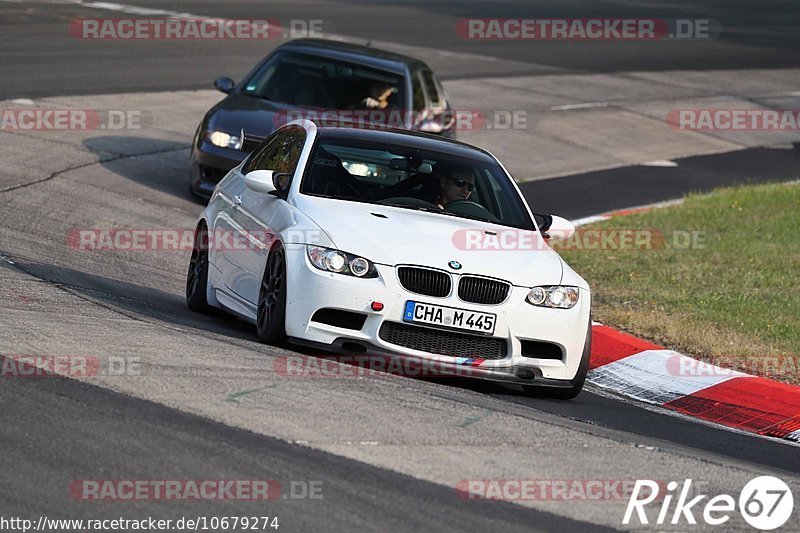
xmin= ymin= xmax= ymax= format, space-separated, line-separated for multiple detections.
xmin=186 ymin=222 xmax=210 ymax=312
xmin=256 ymin=244 xmax=287 ymax=345
xmin=523 ymin=320 xmax=591 ymax=400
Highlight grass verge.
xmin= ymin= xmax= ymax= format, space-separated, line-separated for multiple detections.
xmin=558 ymin=182 xmax=800 ymax=384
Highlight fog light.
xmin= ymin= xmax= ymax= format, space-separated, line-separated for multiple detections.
xmin=515 ymin=368 xmax=536 ymax=380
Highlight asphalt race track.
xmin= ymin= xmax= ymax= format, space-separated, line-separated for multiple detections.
xmin=1 ymin=0 xmax=799 ymax=98
xmin=1 ymin=1 xmax=799 ymax=531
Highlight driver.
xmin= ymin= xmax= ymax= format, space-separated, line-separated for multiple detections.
xmin=434 ymin=164 xmax=476 ymax=208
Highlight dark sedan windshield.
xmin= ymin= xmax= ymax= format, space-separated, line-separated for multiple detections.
xmin=300 ymin=135 xmax=535 ymax=230
xmin=242 ymin=51 xmax=405 ymax=110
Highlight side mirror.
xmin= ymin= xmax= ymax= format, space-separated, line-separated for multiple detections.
xmin=244 ymin=169 xmax=291 ymax=197
xmin=544 ymin=215 xmax=576 ymax=241
xmin=213 ymin=76 xmax=235 ymax=94
xmin=244 ymin=170 xmax=276 ymax=194
xmin=272 ymin=171 xmax=291 ymax=197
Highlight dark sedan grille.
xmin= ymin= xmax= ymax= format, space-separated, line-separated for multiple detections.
xmin=458 ymin=276 xmax=511 ymax=305
xmin=378 ymin=322 xmax=508 ymax=360
xmin=397 ymin=267 xmax=451 ymax=298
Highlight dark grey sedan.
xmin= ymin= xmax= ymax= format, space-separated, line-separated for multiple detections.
xmin=189 ymin=38 xmax=455 ymax=199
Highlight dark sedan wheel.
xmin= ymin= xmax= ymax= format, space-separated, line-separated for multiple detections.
xmin=186 ymin=223 xmax=210 ymax=312
xmin=256 ymin=245 xmax=287 ymax=344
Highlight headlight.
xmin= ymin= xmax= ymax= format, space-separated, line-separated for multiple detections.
xmin=525 ymin=286 xmax=579 ymax=309
xmin=205 ymin=130 xmax=242 ymax=149
xmin=307 ymin=246 xmax=378 ymax=278
xmin=349 ymin=257 xmax=370 ymax=277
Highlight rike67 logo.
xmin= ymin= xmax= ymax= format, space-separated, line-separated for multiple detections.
xmin=624 ymin=476 xmax=794 ymax=530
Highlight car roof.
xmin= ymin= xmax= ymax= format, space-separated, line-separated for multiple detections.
xmin=312 ymin=125 xmax=496 ymax=162
xmin=276 ymin=38 xmax=430 ymax=74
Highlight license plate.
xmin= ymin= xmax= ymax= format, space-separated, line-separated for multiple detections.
xmin=403 ymin=301 xmax=496 ymax=335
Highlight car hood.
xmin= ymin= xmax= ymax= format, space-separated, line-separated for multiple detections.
xmin=206 ymin=93 xmax=297 ymax=138
xmin=295 ymin=196 xmax=564 ymax=286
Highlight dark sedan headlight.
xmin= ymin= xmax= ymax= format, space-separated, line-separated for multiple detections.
xmin=526 ymin=286 xmax=579 ymax=309
xmin=205 ymin=130 xmax=242 ymax=149
xmin=307 ymin=246 xmax=378 ymax=278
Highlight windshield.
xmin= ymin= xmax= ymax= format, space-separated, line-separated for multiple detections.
xmin=300 ymin=135 xmax=535 ymax=230
xmin=242 ymin=51 xmax=405 ymax=110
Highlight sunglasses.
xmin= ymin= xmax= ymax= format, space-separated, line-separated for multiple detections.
xmin=448 ymin=177 xmax=476 ymax=191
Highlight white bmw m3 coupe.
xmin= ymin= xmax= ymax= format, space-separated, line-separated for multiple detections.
xmin=186 ymin=119 xmax=592 ymax=398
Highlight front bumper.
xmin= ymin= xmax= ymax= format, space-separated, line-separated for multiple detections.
xmin=283 ymin=244 xmax=591 ymax=382
xmin=287 ymin=336 xmax=577 ymax=387
xmin=190 ymin=142 xmax=246 ymax=197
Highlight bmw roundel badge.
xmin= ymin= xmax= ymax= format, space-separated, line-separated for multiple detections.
xmin=448 ymin=260 xmax=462 ymax=270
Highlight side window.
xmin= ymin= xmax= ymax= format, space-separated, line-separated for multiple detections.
xmin=242 ymin=51 xmax=284 ymax=97
xmin=243 ymin=126 xmax=306 ymax=175
xmin=421 ymin=70 xmax=442 ymax=109
xmin=243 ymin=135 xmax=281 ymax=174
xmin=265 ymin=126 xmax=306 ymax=176
xmin=412 ymin=72 xmax=426 ymax=112
xmin=433 ymin=75 xmax=450 ymax=110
